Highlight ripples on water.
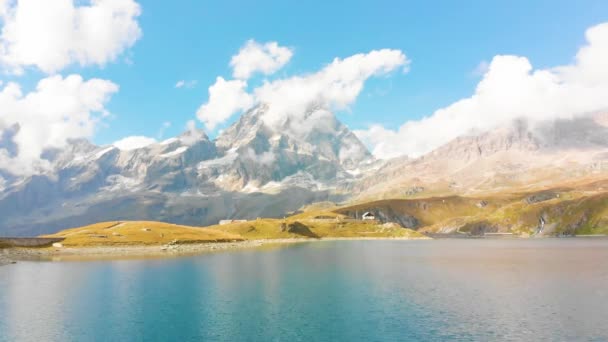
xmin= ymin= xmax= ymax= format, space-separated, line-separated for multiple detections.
xmin=1 ymin=239 xmax=608 ymax=341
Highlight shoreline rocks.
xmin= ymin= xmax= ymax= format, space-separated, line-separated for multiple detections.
xmin=0 ymin=251 xmax=16 ymax=266
xmin=1 ymin=237 xmax=428 ymax=263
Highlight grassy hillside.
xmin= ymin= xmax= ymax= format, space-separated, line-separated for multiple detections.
xmin=41 ymin=214 xmax=426 ymax=247
xmin=43 ymin=221 xmax=244 ymax=247
xmin=41 ymin=178 xmax=608 ymax=244
xmin=209 ymin=211 xmax=426 ymax=240
xmin=335 ymin=179 xmax=608 ymax=236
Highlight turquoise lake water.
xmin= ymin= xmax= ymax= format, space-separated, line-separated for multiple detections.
xmin=1 ymin=239 xmax=608 ymax=341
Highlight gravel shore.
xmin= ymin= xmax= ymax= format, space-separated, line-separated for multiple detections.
xmin=1 ymin=236 xmax=428 ymax=263
xmin=0 ymin=250 xmax=16 ymax=266
xmin=1 ymin=239 xmax=304 ymax=262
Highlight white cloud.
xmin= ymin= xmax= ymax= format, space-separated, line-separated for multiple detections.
xmin=230 ymin=40 xmax=293 ymax=79
xmin=157 ymin=121 xmax=171 ymax=139
xmin=555 ymin=23 xmax=608 ymax=86
xmin=0 ymin=0 xmax=142 ymax=74
xmin=179 ymin=119 xmax=206 ymax=145
xmin=175 ymin=80 xmax=197 ymax=89
xmin=196 ymin=48 xmax=408 ymax=134
xmin=113 ymin=135 xmax=156 ymax=150
xmin=195 ymin=77 xmax=254 ymax=131
xmin=0 ymin=74 xmax=118 ymax=175
xmin=255 ymin=49 xmax=409 ymax=133
xmin=472 ymin=60 xmax=489 ymax=77
xmin=245 ymin=148 xmax=275 ymax=165
xmin=358 ymin=22 xmax=608 ymax=159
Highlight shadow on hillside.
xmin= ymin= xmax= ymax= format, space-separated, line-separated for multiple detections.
xmin=282 ymin=221 xmax=319 ymax=238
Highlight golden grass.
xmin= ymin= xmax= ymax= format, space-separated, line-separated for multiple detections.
xmin=209 ymin=213 xmax=426 ymax=240
xmin=41 ymin=212 xmax=427 ymax=247
xmin=336 ymin=180 xmax=608 ymax=236
xmin=43 ymin=221 xmax=243 ymax=247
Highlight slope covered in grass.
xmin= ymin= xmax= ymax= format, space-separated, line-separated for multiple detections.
xmin=43 ymin=221 xmax=244 ymax=247
xmin=335 ymin=179 xmax=608 ymax=236
xmin=209 ymin=212 xmax=426 ymax=240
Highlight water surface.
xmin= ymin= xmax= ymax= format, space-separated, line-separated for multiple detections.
xmin=1 ymin=239 xmax=608 ymax=341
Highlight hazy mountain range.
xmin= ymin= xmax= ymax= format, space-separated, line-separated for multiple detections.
xmin=1 ymin=106 xmax=608 ymax=236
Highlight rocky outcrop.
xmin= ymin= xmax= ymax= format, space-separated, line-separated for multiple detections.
xmin=526 ymin=191 xmax=557 ymax=204
xmin=338 ymin=207 xmax=420 ymax=229
xmin=281 ymin=221 xmax=319 ymax=238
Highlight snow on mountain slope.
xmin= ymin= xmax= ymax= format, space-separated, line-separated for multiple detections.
xmin=0 ymin=106 xmax=371 ymax=235
xmin=3 ymin=106 xmax=608 ymax=236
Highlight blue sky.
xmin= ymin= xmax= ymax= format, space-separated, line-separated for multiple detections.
xmin=90 ymin=0 xmax=608 ymax=144
xmin=2 ymin=0 xmax=608 ymax=162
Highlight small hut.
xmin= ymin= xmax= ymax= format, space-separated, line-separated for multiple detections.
xmin=362 ymin=212 xmax=375 ymax=221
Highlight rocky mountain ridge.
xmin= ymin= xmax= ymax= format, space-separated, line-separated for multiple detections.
xmin=2 ymin=110 xmax=608 ymax=236
xmin=354 ymin=114 xmax=608 ymax=200
xmin=0 ymin=106 xmax=373 ymax=235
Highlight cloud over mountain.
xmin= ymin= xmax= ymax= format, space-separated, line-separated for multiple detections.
xmin=356 ymin=22 xmax=608 ymax=159
xmin=254 ymin=49 xmax=408 ymax=135
xmin=0 ymin=75 xmax=118 ymax=174
xmin=113 ymin=135 xmax=156 ymax=151
xmin=197 ymin=45 xmax=409 ymax=133
xmin=196 ymin=77 xmax=254 ymax=131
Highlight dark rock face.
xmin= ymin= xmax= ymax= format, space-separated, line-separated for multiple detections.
xmin=338 ymin=207 xmax=420 ymax=229
xmin=526 ymin=192 xmax=557 ymax=204
xmin=284 ymin=222 xmax=319 ymax=238
xmin=404 ymin=186 xmax=425 ymax=196
xmin=476 ymin=200 xmax=489 ymax=208
xmin=460 ymin=221 xmax=500 ymax=236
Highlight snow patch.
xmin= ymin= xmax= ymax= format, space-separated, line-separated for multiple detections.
xmin=242 ymin=182 xmax=261 ymax=193
xmin=161 ymin=137 xmax=179 ymax=145
xmin=95 ymin=147 xmax=115 ymax=159
xmin=160 ymin=146 xmax=188 ymax=158
xmin=101 ymin=175 xmax=142 ymax=192
xmin=197 ymin=151 xmax=238 ymax=169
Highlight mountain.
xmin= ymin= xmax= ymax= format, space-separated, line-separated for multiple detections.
xmin=0 ymin=106 xmax=371 ymax=236
xmin=2 ymin=107 xmax=608 ymax=237
xmin=353 ymin=114 xmax=608 ymax=200
xmin=213 ymin=104 xmax=373 ymax=191
xmin=339 ymin=114 xmax=608 ymax=237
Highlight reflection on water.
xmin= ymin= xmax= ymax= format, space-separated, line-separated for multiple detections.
xmin=1 ymin=239 xmax=608 ymax=341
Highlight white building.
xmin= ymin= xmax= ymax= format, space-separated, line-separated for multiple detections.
xmin=362 ymin=212 xmax=375 ymax=220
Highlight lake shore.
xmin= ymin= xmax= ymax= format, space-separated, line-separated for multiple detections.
xmin=0 ymin=253 xmax=16 ymax=266
xmin=0 ymin=236 xmax=430 ymax=263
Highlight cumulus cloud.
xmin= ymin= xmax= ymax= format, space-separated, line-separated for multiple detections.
xmin=195 ymin=77 xmax=254 ymax=131
xmin=0 ymin=74 xmax=118 ymax=175
xmin=0 ymin=0 xmax=142 ymax=74
xmin=255 ymin=49 xmax=408 ymax=132
xmin=357 ymin=22 xmax=608 ymax=159
xmin=196 ymin=48 xmax=408 ymax=133
xmin=113 ymin=135 xmax=156 ymax=150
xmin=230 ymin=40 xmax=293 ymax=79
